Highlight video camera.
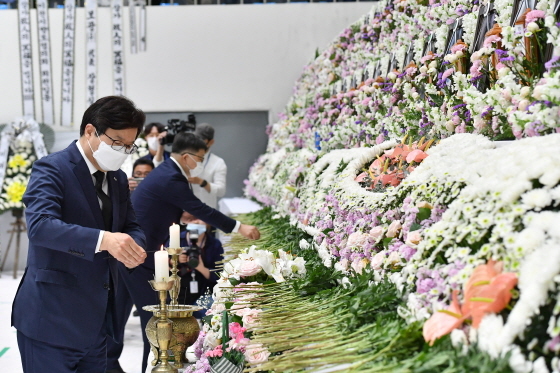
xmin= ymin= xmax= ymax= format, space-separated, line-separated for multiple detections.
xmin=160 ymin=114 xmax=197 ymax=145
xmin=180 ymin=223 xmax=205 ymax=269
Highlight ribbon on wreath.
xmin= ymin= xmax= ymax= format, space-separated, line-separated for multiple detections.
xmin=112 ymin=0 xmax=125 ymax=96
xmin=129 ymin=0 xmax=138 ymax=54
xmin=85 ymin=0 xmax=97 ymax=107
xmin=18 ymin=0 xmax=35 ymax=119
xmin=61 ymin=0 xmax=76 ymax=126
xmin=0 ymin=118 xmax=48 ymax=190
xmin=36 ymin=0 xmax=55 ymax=125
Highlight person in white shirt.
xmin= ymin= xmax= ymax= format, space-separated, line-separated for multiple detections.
xmin=189 ymin=123 xmax=227 ymax=209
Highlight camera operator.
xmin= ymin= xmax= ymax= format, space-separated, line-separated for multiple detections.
xmin=190 ymin=123 xmax=226 ymax=210
xmin=141 ymin=122 xmax=170 ymax=166
xmin=113 ymin=131 xmax=260 ymax=373
xmin=176 ymin=211 xmax=223 ymax=307
xmin=128 ymin=158 xmax=154 ymax=192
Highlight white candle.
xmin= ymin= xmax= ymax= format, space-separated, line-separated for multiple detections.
xmin=169 ymin=223 xmax=180 ymax=248
xmin=154 ymin=246 xmax=169 ymax=283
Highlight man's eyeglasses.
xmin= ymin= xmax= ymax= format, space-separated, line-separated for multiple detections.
xmin=99 ymin=132 xmax=138 ymax=155
xmin=183 ymin=152 xmax=205 ymax=163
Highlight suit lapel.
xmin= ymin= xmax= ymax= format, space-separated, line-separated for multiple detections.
xmin=72 ymin=157 xmax=105 ymax=230
xmin=107 ymin=171 xmax=120 ymax=233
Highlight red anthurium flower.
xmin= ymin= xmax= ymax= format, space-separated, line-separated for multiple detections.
xmin=462 ymin=260 xmax=517 ymax=328
xmin=423 ymin=291 xmax=467 ymax=346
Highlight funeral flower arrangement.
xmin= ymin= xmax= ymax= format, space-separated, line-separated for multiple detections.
xmin=0 ymin=118 xmax=48 ymax=214
xmin=193 ymin=0 xmax=560 ymax=370
xmin=187 ymin=246 xmax=306 ymax=373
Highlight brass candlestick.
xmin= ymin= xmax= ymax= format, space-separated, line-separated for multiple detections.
xmin=147 ymin=279 xmax=177 ymax=373
xmin=144 ymin=247 xmax=203 ymax=369
xmin=167 ymin=247 xmax=183 ymax=307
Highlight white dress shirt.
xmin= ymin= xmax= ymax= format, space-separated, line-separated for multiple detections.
xmin=76 ymin=141 xmax=107 ymax=253
xmin=170 ymin=156 xmax=240 ymax=233
xmin=191 ymin=152 xmax=226 ymax=210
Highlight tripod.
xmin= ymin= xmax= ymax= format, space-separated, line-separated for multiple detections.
xmin=0 ymin=209 xmax=27 ymax=279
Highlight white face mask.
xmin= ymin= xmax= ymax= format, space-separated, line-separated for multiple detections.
xmin=187 ymin=154 xmax=204 ymax=178
xmin=147 ymin=136 xmax=159 ymax=151
xmin=186 ymin=223 xmax=206 ymax=234
xmin=87 ymin=131 xmax=130 ymax=171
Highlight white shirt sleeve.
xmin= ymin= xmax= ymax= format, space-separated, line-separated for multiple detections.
xmin=95 ymin=230 xmax=105 ymax=253
xmin=153 ymin=157 xmax=164 ymax=167
xmin=232 ymin=220 xmax=241 ymax=233
xmin=209 ymin=159 xmax=227 ymax=198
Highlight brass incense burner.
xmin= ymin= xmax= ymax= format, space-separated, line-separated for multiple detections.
xmin=143 ymin=247 xmax=203 ymax=371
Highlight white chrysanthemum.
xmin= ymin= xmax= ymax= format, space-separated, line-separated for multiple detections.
xmin=522 ymin=189 xmax=553 ymax=211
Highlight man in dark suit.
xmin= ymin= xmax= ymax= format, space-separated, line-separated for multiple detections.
xmin=12 ymin=96 xmax=148 ymax=373
xmin=109 ymin=132 xmax=259 ymax=372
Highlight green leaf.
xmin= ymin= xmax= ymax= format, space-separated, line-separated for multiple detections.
xmin=410 ymin=222 xmax=422 ymax=232
xmin=383 ymin=237 xmax=394 ymax=249
xmin=417 ymin=207 xmax=431 ymax=222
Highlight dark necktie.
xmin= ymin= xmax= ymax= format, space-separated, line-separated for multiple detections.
xmin=93 ymin=171 xmax=113 ymax=231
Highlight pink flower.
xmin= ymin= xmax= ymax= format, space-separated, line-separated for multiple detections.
xmin=347 ymin=232 xmax=368 ymax=248
xmin=369 ymin=226 xmax=384 ymax=240
xmin=423 ymin=291 xmax=467 ymax=345
xmin=406 ymin=149 xmax=428 ymax=163
xmin=386 ymin=220 xmax=402 ymax=238
xmin=238 ymin=260 xmax=262 ymax=277
xmin=405 ymin=231 xmax=422 ymax=246
xmin=376 ymin=134 xmax=385 ymax=144
xmin=205 ymin=345 xmax=223 ymax=358
xmin=355 ymin=172 xmax=368 ymax=183
xmin=241 ymin=309 xmax=262 ymax=331
xmin=370 ymin=252 xmax=385 ymax=270
xmin=483 ymin=35 xmax=501 ymax=47
xmin=244 ymin=344 xmax=271 ymax=366
xmin=526 ymin=10 xmax=545 ymax=24
xmin=470 ymin=60 xmax=483 ymax=77
xmin=441 ymin=68 xmax=455 ymax=81
xmin=450 ymin=43 xmax=467 ymax=53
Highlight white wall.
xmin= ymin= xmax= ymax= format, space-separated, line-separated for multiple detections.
xmin=0 ymin=3 xmax=372 ymax=129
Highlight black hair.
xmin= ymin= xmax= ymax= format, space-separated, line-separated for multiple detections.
xmin=194 ymin=123 xmax=215 ymax=141
xmin=171 ymin=132 xmax=208 ymax=154
xmin=79 ymin=96 xmax=145 ymax=137
xmin=132 ymin=158 xmax=155 ymax=173
xmin=143 ymin=122 xmax=166 ymax=137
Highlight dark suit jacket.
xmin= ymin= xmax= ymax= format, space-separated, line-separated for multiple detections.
xmin=11 ymin=141 xmax=146 ymax=349
xmin=131 ymin=158 xmax=236 ymax=271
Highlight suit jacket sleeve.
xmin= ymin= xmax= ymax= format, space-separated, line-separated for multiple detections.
xmin=23 ymin=157 xmax=101 ymax=261
xmin=166 ymin=173 xmax=236 ymax=233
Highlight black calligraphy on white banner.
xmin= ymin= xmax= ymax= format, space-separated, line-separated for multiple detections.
xmin=130 ymin=0 xmax=138 ymax=54
xmin=36 ymin=0 xmax=55 ymax=125
xmin=18 ymin=0 xmax=35 ymax=118
xmin=85 ymin=0 xmax=97 ymax=107
xmin=61 ymin=0 xmax=76 ymax=127
xmin=112 ymin=0 xmax=125 ymax=96
xmin=139 ymin=0 xmax=147 ymax=52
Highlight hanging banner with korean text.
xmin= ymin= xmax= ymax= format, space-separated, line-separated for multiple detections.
xmin=36 ymin=0 xmax=55 ymax=125
xmin=139 ymin=0 xmax=147 ymax=52
xmin=129 ymin=0 xmax=138 ymax=54
xmin=61 ymin=0 xmax=76 ymax=127
xmin=18 ymin=0 xmax=35 ymax=119
xmin=85 ymin=0 xmax=97 ymax=107
xmin=112 ymin=0 xmax=125 ymax=96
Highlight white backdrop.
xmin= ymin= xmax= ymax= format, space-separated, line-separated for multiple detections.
xmin=0 ymin=3 xmax=372 ymax=127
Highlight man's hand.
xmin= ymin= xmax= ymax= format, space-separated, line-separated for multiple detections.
xmin=188 ymin=177 xmax=203 ymax=185
xmin=239 ymin=224 xmax=260 ymax=240
xmin=100 ymin=232 xmax=147 ymax=268
xmin=128 ymin=177 xmax=138 ymax=191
